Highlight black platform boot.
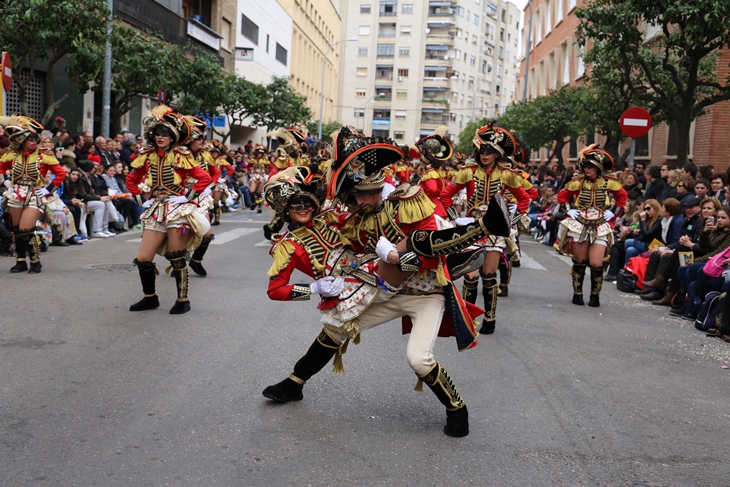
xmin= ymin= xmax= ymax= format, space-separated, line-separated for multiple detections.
xmin=498 ymin=257 xmax=511 ymax=297
xmin=255 ymin=193 xmax=263 ymax=213
xmin=418 ymin=362 xmax=469 ymax=437
xmin=167 ymin=250 xmax=191 ymax=314
xmin=263 ymin=329 xmax=341 ymax=402
xmin=571 ymin=261 xmax=587 ymax=305
xmin=9 ymin=227 xmax=28 ymax=273
xmin=461 ymin=275 xmax=479 ymax=305
xmin=130 ymin=259 xmax=160 ymax=311
xmin=480 ymin=272 xmax=498 ymax=334
xmin=212 ymin=204 xmax=221 ymax=226
xmin=589 ymin=266 xmax=603 ymax=307
xmin=26 ymin=230 xmax=42 ymax=274
xmin=189 ymin=235 xmax=213 ymax=277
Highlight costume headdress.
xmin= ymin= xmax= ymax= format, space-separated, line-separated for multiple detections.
xmin=473 ymin=122 xmax=517 ymax=158
xmin=183 ymin=115 xmax=207 ymax=143
xmin=0 ymin=116 xmax=44 ymax=149
xmin=326 ymin=126 xmax=405 ymax=200
xmin=579 ymin=144 xmax=613 ymax=172
xmin=267 ymin=128 xmax=307 ymax=155
xmin=206 ymin=139 xmax=224 ymax=154
xmin=415 ymin=126 xmax=454 ymax=168
xmin=264 ymin=166 xmax=325 ymax=218
xmin=143 ymin=105 xmax=190 ymax=146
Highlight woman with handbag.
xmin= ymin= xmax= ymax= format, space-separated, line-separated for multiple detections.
xmin=672 ymin=206 xmax=730 ymax=319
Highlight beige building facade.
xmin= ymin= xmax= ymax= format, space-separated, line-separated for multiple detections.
xmin=335 ymin=0 xmax=521 ymax=145
xmin=278 ymin=0 xmax=342 ymax=126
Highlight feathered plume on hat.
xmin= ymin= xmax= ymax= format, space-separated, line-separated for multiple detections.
xmin=183 ymin=115 xmax=207 ymax=143
xmin=579 ymin=144 xmax=614 ymax=172
xmin=206 ymin=139 xmax=224 ymax=153
xmin=267 ymin=127 xmax=306 ymax=155
xmin=473 ymin=121 xmax=517 ymax=158
xmin=143 ymin=105 xmax=189 ymax=147
xmin=0 ymin=116 xmax=44 ymax=148
xmin=415 ymin=125 xmax=454 ymax=168
xmin=264 ymin=166 xmax=325 ymax=219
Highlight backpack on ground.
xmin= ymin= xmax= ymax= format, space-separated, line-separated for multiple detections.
xmin=695 ymin=291 xmax=721 ymax=332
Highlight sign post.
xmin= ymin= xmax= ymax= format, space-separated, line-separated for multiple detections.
xmin=619 ymin=106 xmax=652 ymax=171
xmin=1 ymin=52 xmax=12 ymax=117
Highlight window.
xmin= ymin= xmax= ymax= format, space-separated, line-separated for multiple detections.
xmin=497 ymin=64 xmax=502 ymax=76
xmin=397 ymin=68 xmax=409 ymax=77
xmin=473 ymin=14 xmax=478 ymax=24
xmin=394 ymin=131 xmax=405 ymax=140
xmin=545 ymin=0 xmax=551 ymax=33
xmin=568 ymin=0 xmax=576 ymax=10
xmin=395 ymin=110 xmax=406 ymax=118
xmin=396 ymin=90 xmax=407 ymax=99
xmin=241 ymin=14 xmax=259 ymax=44
xmin=487 ymin=63 xmax=492 ymax=72
xmin=358 ymin=47 xmax=369 ymax=56
xmin=556 ymin=0 xmax=563 ymax=23
xmin=377 ymin=43 xmax=395 ymax=58
xmin=380 ymin=1 xmax=397 ymax=16
xmin=501 ymin=9 xmax=506 ymax=22
xmin=454 ymin=49 xmax=461 ymax=59
xmin=360 ymin=4 xmax=371 ymax=13
xmin=400 ymin=25 xmax=411 ymax=35
xmin=357 ymin=67 xmax=368 ymax=76
xmin=506 ymin=51 xmax=510 ymax=60
xmin=266 ymin=34 xmax=270 ymax=53
xmin=635 ymin=133 xmax=649 ymax=157
xmin=498 ymin=46 xmax=503 ymax=58
xmin=666 ymin=122 xmax=689 ymax=156
xmin=500 ymin=28 xmax=504 ymax=41
xmin=569 ymin=139 xmax=577 ymax=159
xmin=275 ymin=43 xmax=287 ymax=65
xmin=402 ymin=3 xmax=413 ymax=13
xmin=221 ymin=18 xmax=232 ymax=50
xmin=562 ymin=43 xmax=570 ymax=84
xmin=359 ymin=25 xmax=371 ymax=35
xmin=576 ymin=45 xmax=585 ymax=77
xmin=356 ymin=89 xmax=367 ymax=98
xmin=399 ymin=47 xmax=410 ymax=56
xmin=472 ymin=34 xmax=477 ymax=44
xmin=354 ymin=109 xmax=365 ymax=117
xmin=454 ymin=6 xmax=464 ymax=16
xmin=469 ymin=55 xmax=476 ymax=65
xmin=495 ymin=83 xmax=500 ymax=94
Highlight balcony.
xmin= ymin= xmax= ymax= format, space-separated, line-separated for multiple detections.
xmin=422 ymin=98 xmax=449 ymax=107
xmin=114 ymin=0 xmax=187 ymax=46
xmin=422 ymin=77 xmax=450 ymax=88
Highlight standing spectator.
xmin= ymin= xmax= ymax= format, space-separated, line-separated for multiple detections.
xmin=61 ymin=140 xmax=77 ymax=167
xmin=681 ymin=162 xmax=698 ymax=181
xmin=72 ymin=134 xmax=85 ymax=161
xmin=244 ymin=139 xmax=253 ymax=154
xmin=658 ymin=169 xmax=681 ymax=201
xmin=634 ymin=162 xmax=647 ymax=187
xmin=643 ymin=166 xmax=667 ymax=201
xmin=119 ymin=136 xmax=135 ymax=165
xmin=305 ymin=132 xmax=317 ymax=147
xmin=710 ymin=173 xmax=726 ymax=204
xmin=83 ymin=131 xmax=93 ymax=144
xmin=694 ymin=178 xmax=710 ymax=199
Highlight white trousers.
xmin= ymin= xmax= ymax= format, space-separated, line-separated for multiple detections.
xmin=87 ymin=200 xmax=109 ymax=232
xmin=328 ymin=294 xmax=446 ymax=375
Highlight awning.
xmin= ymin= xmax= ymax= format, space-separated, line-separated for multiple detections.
xmin=422 ymin=108 xmax=444 ymax=113
xmin=380 ymin=0 xmax=397 ymax=4
xmin=425 ymin=45 xmax=449 ymax=50
xmin=485 ymin=40 xmax=495 ymax=47
xmin=487 ymin=2 xmax=498 ymax=10
xmin=423 ymin=87 xmax=447 ymax=91
xmin=375 ymin=64 xmax=393 ymax=68
xmin=429 ymin=1 xmax=452 ymax=6
xmin=372 ymin=120 xmax=391 ymax=126
xmin=420 ymin=129 xmax=434 ymax=135
xmin=374 ymin=85 xmax=392 ymax=90
xmin=424 ymin=66 xmax=448 ymax=71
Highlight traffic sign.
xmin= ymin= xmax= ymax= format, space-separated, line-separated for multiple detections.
xmin=619 ymin=106 xmax=652 ymax=138
xmin=1 ymin=52 xmax=12 ymax=92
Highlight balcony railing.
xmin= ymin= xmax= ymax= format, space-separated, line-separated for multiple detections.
xmin=378 ymin=32 xmax=396 ymax=38
xmin=422 ymin=98 xmax=449 ymax=105
xmin=428 ymin=11 xmax=453 ymax=17
xmin=380 ymin=11 xmax=397 ymax=16
xmin=376 ymin=54 xmax=395 ymax=59
xmin=375 ymin=74 xmax=394 ymax=80
xmin=374 ymin=97 xmax=392 ymax=102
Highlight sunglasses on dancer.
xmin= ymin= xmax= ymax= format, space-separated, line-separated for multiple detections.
xmin=288 ymin=201 xmax=314 ymax=211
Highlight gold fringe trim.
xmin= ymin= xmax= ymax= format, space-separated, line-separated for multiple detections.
xmin=40 ymin=153 xmax=59 ymax=165
xmin=332 ymin=338 xmax=350 ymax=374
xmin=414 ymin=378 xmax=424 ymax=392
xmin=420 ymin=169 xmax=440 ymax=182
xmin=396 ymin=191 xmax=436 ymax=224
xmin=418 ymin=270 xmax=428 ymax=279
xmin=267 ymin=239 xmax=295 ymax=276
xmin=174 ymin=152 xmax=197 ymax=170
xmin=353 ymin=333 xmax=361 ymax=345
xmin=435 ymin=260 xmax=449 ymax=286
xmin=131 ymin=152 xmax=149 ymax=169
xmin=165 ymin=265 xmax=173 ymax=274
xmin=452 ymin=167 xmax=473 ymax=184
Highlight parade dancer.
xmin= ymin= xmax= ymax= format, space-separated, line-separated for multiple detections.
xmin=263 ymin=127 xmax=510 ymax=437
xmin=126 ymin=106 xmax=213 ymax=314
xmin=248 ymin=146 xmax=268 ymax=212
xmin=0 ymin=116 xmax=66 ymax=274
xmin=557 ymin=145 xmax=627 ymax=307
xmin=441 ymin=123 xmax=531 ymax=334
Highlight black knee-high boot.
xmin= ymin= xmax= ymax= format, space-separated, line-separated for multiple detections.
xmin=498 ymin=257 xmax=511 ymax=297
xmin=255 ymin=193 xmax=263 ymax=213
xmin=480 ymin=272 xmax=498 ymax=334
xmin=166 ymin=250 xmax=191 ymax=314
xmin=461 ymin=275 xmax=479 ymax=304
xmin=212 ymin=204 xmax=221 ymax=225
xmin=589 ymin=266 xmax=604 ymax=307
xmin=263 ymin=329 xmax=341 ymax=402
xmin=417 ymin=362 xmax=469 ymax=437
xmin=9 ymin=227 xmax=28 ymax=273
xmin=189 ymin=235 xmax=214 ymax=277
xmin=25 ymin=229 xmax=42 ymax=274
xmin=571 ymin=261 xmax=587 ymax=305
xmin=130 ymin=259 xmax=160 ymax=311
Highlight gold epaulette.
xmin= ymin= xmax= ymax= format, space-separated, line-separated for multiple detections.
xmin=497 ymin=167 xmax=522 ymax=187
xmin=388 ymin=184 xmax=436 ymax=224
xmin=452 ymin=167 xmax=474 ymax=184
xmin=173 ymin=147 xmax=197 ymax=169
xmin=420 ymin=169 xmax=441 ymax=182
xmin=0 ymin=151 xmax=15 ymax=162
xmin=130 ymin=151 xmax=151 ymax=169
xmin=564 ymin=177 xmax=584 ymax=191
xmin=40 ymin=151 xmax=59 ymax=165
xmin=267 ymin=234 xmax=296 ymax=276
xmin=605 ymin=177 xmax=623 ymax=191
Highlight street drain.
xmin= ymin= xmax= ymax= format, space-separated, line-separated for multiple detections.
xmin=83 ymin=263 xmax=136 ymax=272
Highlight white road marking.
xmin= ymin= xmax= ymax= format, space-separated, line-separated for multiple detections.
xmin=210 ymin=227 xmax=259 ymax=245
xmin=255 ymin=240 xmax=271 ymax=247
xmin=516 ymin=250 xmax=546 ymax=270
xmin=547 ymin=250 xmax=574 ymax=266
xmin=126 ymin=237 xmax=142 ymax=243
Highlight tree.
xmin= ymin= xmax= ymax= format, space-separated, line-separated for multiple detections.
xmin=214 ymin=74 xmax=269 ymax=144
xmin=456 ymin=118 xmax=488 ymax=154
xmin=577 ymin=0 xmax=730 ymax=165
xmin=0 ymin=0 xmax=109 ymax=125
xmin=307 ymin=120 xmax=342 ymax=144
xmin=174 ymin=45 xmax=227 ymax=121
xmin=252 ymin=76 xmax=313 ymax=134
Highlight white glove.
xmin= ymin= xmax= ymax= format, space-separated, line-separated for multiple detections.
xmin=567 ymin=209 xmax=580 ymax=219
xmin=604 ymin=210 xmax=615 ymax=221
xmin=455 ymin=217 xmax=475 ymax=226
xmin=375 ymin=236 xmax=398 ymax=262
xmin=310 ymin=276 xmax=345 ymax=297
xmin=35 ymin=187 xmax=50 ymax=197
xmin=218 ymin=178 xmax=226 ymax=183
xmin=3 ymin=179 xmax=10 ymax=189
xmin=200 ymin=187 xmax=212 ymax=198
xmin=168 ymin=195 xmax=189 ymax=205
xmin=142 ymin=198 xmax=155 ymax=208
xmin=508 ymin=204 xmax=518 ymax=213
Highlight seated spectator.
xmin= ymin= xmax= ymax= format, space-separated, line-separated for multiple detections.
xmin=102 ymin=163 xmax=142 ymax=230
xmin=623 ymin=198 xmax=664 ymax=265
xmin=658 ymin=169 xmax=681 ymax=201
xmin=72 ymin=161 xmax=116 ymax=238
xmin=674 ymin=178 xmax=694 ymax=204
xmin=643 ymin=165 xmax=667 ymax=201
xmin=623 ymin=171 xmax=642 ymax=199
xmin=710 ymin=173 xmax=726 ymax=204
xmin=61 ymin=139 xmax=77 ymax=168
xmin=694 ymin=178 xmax=710 ymax=199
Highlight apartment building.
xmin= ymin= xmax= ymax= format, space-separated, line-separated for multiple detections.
xmin=516 ymin=0 xmax=730 ymax=169
xmin=278 ymin=0 xmax=342 ymax=125
xmin=336 ymin=0 xmax=521 ymax=145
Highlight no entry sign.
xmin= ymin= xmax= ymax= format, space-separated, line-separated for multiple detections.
xmin=1 ymin=52 xmax=12 ymax=92
xmin=619 ymin=106 xmax=652 ymax=138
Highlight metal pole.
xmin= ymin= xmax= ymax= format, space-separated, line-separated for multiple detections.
xmin=522 ymin=0 xmax=533 ymax=104
xmin=101 ymin=0 xmax=113 ymax=138
xmin=629 ymin=138 xmax=636 ymax=171
xmin=319 ymin=38 xmax=357 ymax=140
xmin=469 ymin=81 xmax=475 ymax=122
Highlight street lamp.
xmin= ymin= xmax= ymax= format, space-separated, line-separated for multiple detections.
xmin=318 ymin=37 xmax=358 ymax=140
xmin=359 ymin=93 xmax=386 ymax=132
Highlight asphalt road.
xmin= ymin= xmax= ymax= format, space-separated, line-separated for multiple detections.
xmin=1 ymin=209 xmax=729 ymax=486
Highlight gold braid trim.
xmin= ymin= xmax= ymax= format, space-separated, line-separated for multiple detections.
xmin=395 ymin=190 xmax=436 ymax=224
xmin=174 ymin=149 xmax=197 ymax=170
xmin=420 ymin=169 xmax=440 ymax=182
xmin=452 ymin=167 xmax=474 ymax=184
xmin=267 ymin=239 xmax=296 ymax=276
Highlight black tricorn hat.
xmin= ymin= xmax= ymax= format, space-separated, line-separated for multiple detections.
xmin=473 ymin=122 xmax=517 ymax=158
xmin=579 ymin=144 xmax=614 ymax=172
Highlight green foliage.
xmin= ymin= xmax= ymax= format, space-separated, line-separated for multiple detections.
xmin=307 ymin=120 xmax=342 ymax=144
xmin=456 ymin=118 xmax=489 ymax=154
xmin=213 ymin=73 xmax=269 ymax=144
xmin=0 ymin=0 xmax=110 ymax=125
xmin=577 ymin=0 xmax=730 ymax=164
xmin=174 ymin=45 xmax=226 ymax=121
xmin=252 ymin=76 xmax=313 ymax=133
